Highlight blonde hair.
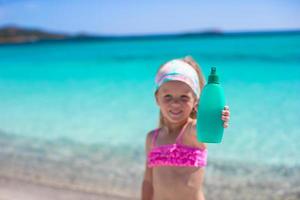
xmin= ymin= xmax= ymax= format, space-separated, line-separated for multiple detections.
xmin=155 ymin=56 xmax=206 ymax=127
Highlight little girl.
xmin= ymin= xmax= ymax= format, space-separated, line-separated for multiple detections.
xmin=141 ymin=56 xmax=230 ymax=200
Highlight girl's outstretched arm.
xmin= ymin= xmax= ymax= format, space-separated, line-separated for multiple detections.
xmin=141 ymin=131 xmax=154 ymax=200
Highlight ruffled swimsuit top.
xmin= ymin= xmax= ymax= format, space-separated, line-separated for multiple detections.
xmin=147 ymin=123 xmax=207 ymax=168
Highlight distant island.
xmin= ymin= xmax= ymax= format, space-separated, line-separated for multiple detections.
xmin=0 ymin=26 xmax=225 ymax=44
xmin=0 ymin=26 xmax=70 ymax=44
xmin=0 ymin=25 xmax=299 ymax=44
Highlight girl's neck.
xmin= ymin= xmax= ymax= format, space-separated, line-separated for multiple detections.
xmin=163 ymin=118 xmax=190 ymax=135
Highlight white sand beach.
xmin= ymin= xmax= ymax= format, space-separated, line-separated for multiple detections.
xmin=0 ymin=176 xmax=136 ymax=200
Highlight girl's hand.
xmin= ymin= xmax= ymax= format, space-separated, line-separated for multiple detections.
xmin=221 ymin=105 xmax=230 ymax=128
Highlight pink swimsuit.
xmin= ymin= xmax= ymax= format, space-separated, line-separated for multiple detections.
xmin=147 ymin=123 xmax=207 ymax=168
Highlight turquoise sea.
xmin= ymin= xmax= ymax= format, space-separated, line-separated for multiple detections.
xmin=0 ymin=34 xmax=300 ymax=197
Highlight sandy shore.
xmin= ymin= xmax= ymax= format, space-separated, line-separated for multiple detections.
xmin=1 ymin=169 xmax=300 ymax=200
xmin=0 ymin=176 xmax=136 ymax=200
xmin=1 ymin=166 xmax=300 ymax=200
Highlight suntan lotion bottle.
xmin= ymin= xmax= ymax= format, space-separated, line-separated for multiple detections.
xmin=196 ymin=67 xmax=225 ymax=143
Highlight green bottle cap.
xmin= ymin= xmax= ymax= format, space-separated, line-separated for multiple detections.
xmin=208 ymin=67 xmax=219 ymax=84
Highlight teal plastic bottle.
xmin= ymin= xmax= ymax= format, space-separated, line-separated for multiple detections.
xmin=197 ymin=67 xmax=226 ymax=143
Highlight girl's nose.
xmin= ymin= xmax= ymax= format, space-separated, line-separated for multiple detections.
xmin=171 ymin=99 xmax=181 ymax=107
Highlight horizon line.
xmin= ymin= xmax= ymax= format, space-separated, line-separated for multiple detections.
xmin=1 ymin=24 xmax=300 ymax=37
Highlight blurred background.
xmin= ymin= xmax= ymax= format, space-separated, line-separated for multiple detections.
xmin=0 ymin=0 xmax=300 ymax=199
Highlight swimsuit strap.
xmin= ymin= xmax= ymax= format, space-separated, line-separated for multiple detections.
xmin=151 ymin=128 xmax=160 ymax=148
xmin=175 ymin=121 xmax=189 ymax=144
xmin=151 ymin=121 xmax=189 ymax=147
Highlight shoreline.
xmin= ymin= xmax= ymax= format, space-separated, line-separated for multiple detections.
xmin=1 ymin=28 xmax=300 ymax=46
xmin=1 ymin=153 xmax=299 ymax=200
xmin=1 ymin=167 xmax=299 ymax=200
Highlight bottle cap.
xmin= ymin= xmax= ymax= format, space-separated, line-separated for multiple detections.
xmin=208 ymin=67 xmax=219 ymax=84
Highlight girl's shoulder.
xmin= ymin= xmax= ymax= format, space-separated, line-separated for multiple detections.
xmin=145 ymin=128 xmax=160 ymax=144
xmin=146 ymin=127 xmax=160 ymax=137
xmin=145 ymin=128 xmax=162 ymax=152
xmin=189 ymin=119 xmax=207 ymax=149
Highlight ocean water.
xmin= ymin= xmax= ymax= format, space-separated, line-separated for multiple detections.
xmin=0 ymin=34 xmax=300 ymax=175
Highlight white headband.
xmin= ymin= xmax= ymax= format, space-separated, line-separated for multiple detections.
xmin=155 ymin=59 xmax=200 ymax=98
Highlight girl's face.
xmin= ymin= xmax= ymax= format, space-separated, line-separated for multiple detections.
xmin=155 ymin=81 xmax=197 ymax=124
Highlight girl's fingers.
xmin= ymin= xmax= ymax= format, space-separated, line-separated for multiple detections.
xmin=222 ymin=106 xmax=230 ymax=128
xmin=222 ymin=116 xmax=230 ymax=122
xmin=223 ymin=122 xmax=229 ymax=128
xmin=222 ymin=106 xmax=230 ymax=116
xmin=222 ymin=110 xmax=230 ymax=116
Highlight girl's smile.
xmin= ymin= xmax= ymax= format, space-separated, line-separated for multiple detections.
xmin=169 ymin=110 xmax=183 ymax=119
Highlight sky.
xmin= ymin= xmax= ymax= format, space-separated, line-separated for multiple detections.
xmin=0 ymin=0 xmax=299 ymax=36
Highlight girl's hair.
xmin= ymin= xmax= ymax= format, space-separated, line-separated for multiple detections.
xmin=155 ymin=56 xmax=206 ymax=127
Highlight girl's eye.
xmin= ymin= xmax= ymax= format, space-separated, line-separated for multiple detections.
xmin=164 ymin=95 xmax=172 ymax=100
xmin=181 ymin=95 xmax=190 ymax=102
